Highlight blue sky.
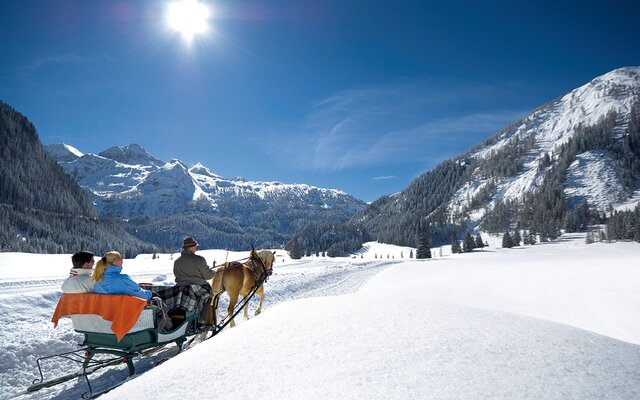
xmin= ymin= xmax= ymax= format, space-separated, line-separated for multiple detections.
xmin=1 ymin=0 xmax=638 ymax=202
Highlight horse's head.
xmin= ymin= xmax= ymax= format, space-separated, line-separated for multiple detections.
xmin=249 ymin=248 xmax=274 ymax=279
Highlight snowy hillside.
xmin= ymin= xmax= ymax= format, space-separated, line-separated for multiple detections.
xmin=452 ymin=67 xmax=640 ymax=217
xmin=1 ymin=236 xmax=640 ymax=399
xmin=46 ymin=143 xmax=366 ymax=218
xmin=341 ymin=67 xmax=640 ymax=251
xmin=564 ymin=150 xmax=628 ymax=207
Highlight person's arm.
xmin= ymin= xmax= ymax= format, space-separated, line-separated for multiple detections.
xmin=123 ymin=277 xmax=152 ymax=300
xmin=198 ymin=258 xmax=215 ymax=280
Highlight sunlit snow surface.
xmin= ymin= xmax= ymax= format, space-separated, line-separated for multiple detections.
xmin=1 ymin=236 xmax=640 ymax=399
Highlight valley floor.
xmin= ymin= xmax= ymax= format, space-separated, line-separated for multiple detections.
xmin=1 ymin=234 xmax=640 ymax=399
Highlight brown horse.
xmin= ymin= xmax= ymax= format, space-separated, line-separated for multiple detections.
xmin=219 ymin=248 xmax=275 ymax=327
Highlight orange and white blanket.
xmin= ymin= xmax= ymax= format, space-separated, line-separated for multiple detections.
xmin=52 ymin=293 xmax=146 ymax=340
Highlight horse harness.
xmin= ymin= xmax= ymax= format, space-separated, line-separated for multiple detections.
xmin=246 ymin=255 xmax=272 ymax=282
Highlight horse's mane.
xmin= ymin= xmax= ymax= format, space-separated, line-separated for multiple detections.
xmin=257 ymin=250 xmax=275 ymax=268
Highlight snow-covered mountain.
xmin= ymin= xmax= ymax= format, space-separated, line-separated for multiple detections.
xmin=450 ymin=67 xmax=640 ymax=218
xmin=46 ymin=143 xmax=365 ymax=218
xmin=345 ymin=67 xmax=640 ymax=247
xmin=46 ymin=144 xmax=364 ymax=217
xmin=45 ymin=143 xmax=366 ymax=249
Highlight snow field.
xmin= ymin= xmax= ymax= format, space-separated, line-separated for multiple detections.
xmin=1 ymin=235 xmax=640 ymax=399
xmin=101 ymin=236 xmax=640 ymax=400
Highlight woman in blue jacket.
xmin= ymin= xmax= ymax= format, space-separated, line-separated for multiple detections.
xmin=92 ymin=251 xmax=152 ymax=300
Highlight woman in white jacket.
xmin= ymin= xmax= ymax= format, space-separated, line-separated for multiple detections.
xmin=61 ymin=251 xmax=95 ymax=293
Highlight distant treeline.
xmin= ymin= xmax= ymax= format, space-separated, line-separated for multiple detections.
xmin=606 ymin=205 xmax=640 ymax=242
xmin=0 ymin=204 xmax=155 ymax=255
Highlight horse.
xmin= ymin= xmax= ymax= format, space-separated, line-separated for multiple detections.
xmin=218 ymin=248 xmax=275 ymax=327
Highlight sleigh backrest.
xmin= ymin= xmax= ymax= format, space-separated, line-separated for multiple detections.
xmin=70 ymin=308 xmax=156 ymax=335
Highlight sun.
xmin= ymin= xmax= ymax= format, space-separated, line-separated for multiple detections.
xmin=167 ymin=0 xmax=211 ymax=43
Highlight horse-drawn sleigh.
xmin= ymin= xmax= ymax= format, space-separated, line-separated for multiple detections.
xmin=26 ymin=248 xmax=274 ymax=399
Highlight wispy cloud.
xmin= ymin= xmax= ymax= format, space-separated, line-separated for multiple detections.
xmin=264 ymin=83 xmax=529 ymax=172
xmin=372 ymin=175 xmax=396 ymax=181
xmin=18 ymin=54 xmax=96 ymax=76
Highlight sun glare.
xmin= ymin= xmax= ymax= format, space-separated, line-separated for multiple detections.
xmin=168 ymin=0 xmax=211 ymax=43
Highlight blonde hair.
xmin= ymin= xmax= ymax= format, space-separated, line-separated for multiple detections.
xmin=92 ymin=251 xmax=122 ymax=283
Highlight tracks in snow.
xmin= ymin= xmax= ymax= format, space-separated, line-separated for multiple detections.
xmin=263 ymin=260 xmax=397 ymax=307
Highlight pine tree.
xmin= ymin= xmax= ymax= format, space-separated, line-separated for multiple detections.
xmin=502 ymin=232 xmax=514 ymax=248
xmin=416 ymin=234 xmax=431 ymax=259
xmin=409 ymin=250 xmax=414 ymax=258
xmin=289 ymin=238 xmax=303 ymax=259
xmin=463 ymin=232 xmax=475 ymax=252
xmin=451 ymin=233 xmax=462 ymax=254
xmin=512 ymin=230 xmax=521 ymax=246
xmin=475 ymin=233 xmax=484 ymax=248
xmin=585 ymin=231 xmax=595 ymax=244
xmin=451 ymin=237 xmax=462 ymax=254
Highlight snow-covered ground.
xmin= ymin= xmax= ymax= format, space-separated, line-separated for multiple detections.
xmin=1 ymin=235 xmax=640 ymax=399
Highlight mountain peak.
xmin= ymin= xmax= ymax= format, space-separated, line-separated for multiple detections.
xmin=99 ymin=144 xmax=164 ymax=166
xmin=167 ymin=158 xmax=188 ymax=169
xmin=594 ymin=66 xmax=640 ymax=84
xmin=190 ymin=163 xmax=221 ymax=179
xmin=44 ymin=143 xmax=84 ymax=162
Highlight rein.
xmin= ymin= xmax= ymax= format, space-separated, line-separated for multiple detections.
xmin=215 ymin=256 xmax=250 ymax=269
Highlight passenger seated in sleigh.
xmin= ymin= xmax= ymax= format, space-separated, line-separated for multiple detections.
xmin=91 ymin=251 xmax=173 ymax=331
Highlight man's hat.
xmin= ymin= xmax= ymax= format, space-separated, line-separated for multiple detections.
xmin=182 ymin=237 xmax=198 ymax=248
